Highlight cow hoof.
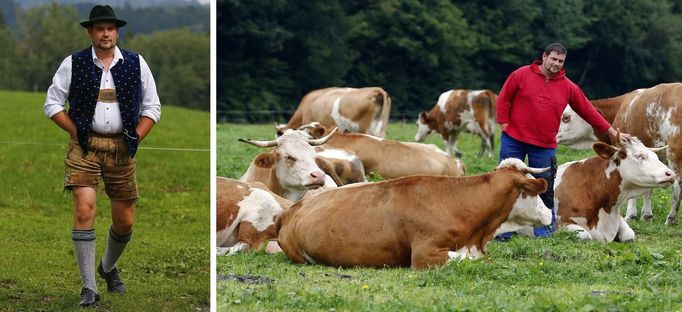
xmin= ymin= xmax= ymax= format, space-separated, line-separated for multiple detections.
xmin=625 ymin=214 xmax=638 ymax=221
xmin=577 ymin=231 xmax=592 ymax=240
xmin=665 ymin=217 xmax=677 ymax=226
xmin=642 ymin=215 xmax=653 ymax=222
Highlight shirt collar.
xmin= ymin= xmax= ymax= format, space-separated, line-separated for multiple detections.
xmin=90 ymin=46 xmax=124 ymax=67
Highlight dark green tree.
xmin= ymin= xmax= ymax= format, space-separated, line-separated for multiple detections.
xmin=574 ymin=0 xmax=682 ymax=98
xmin=341 ymin=0 xmax=477 ymax=118
xmin=16 ymin=3 xmax=87 ymax=91
xmin=126 ymin=29 xmax=210 ymax=110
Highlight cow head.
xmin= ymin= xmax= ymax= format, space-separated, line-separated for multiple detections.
xmin=556 ymin=106 xmax=598 ymax=150
xmin=240 ymin=128 xmax=338 ymax=193
xmin=414 ymin=112 xmax=435 ymax=142
xmin=495 ymin=158 xmax=553 ymax=235
xmin=592 ymin=137 xmax=675 ymax=189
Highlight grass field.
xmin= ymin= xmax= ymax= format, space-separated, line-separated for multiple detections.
xmin=0 ymin=90 xmax=210 ymax=311
xmin=218 ymin=122 xmax=682 ymax=311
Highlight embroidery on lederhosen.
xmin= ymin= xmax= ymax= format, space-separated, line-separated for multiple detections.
xmin=98 ymin=89 xmax=118 ymax=103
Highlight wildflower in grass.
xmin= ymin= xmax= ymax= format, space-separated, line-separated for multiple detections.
xmin=362 ymin=285 xmax=369 ymax=289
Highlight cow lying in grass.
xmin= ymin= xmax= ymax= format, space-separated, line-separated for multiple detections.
xmin=216 ymin=177 xmax=292 ymax=255
xmin=555 ymin=137 xmax=675 ymax=242
xmin=276 ymin=158 xmax=551 ymax=269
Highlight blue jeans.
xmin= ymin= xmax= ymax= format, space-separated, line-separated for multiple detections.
xmin=496 ymin=132 xmax=556 ymax=238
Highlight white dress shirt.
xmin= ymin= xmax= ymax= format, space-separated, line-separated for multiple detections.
xmin=44 ymin=46 xmax=161 ymax=134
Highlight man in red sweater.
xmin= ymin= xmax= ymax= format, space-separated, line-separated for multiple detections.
xmin=496 ymin=42 xmax=628 ymax=240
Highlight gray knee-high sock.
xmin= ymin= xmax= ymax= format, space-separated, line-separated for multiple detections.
xmin=101 ymin=226 xmax=132 ymax=272
xmin=72 ymin=229 xmax=97 ymax=292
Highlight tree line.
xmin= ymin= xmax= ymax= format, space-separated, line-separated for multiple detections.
xmin=0 ymin=3 xmax=209 ymax=111
xmin=218 ymin=0 xmax=682 ymax=123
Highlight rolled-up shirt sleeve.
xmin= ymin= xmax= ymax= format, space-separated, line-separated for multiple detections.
xmin=139 ymin=55 xmax=161 ymax=123
xmin=44 ymin=56 xmax=72 ymax=118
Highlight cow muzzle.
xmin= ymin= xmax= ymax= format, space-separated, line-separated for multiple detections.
xmin=306 ymin=171 xmax=327 ymax=189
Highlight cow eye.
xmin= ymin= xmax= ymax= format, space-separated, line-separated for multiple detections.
xmin=561 ymin=114 xmax=571 ymax=123
xmin=635 ymin=153 xmax=645 ymax=160
xmin=286 ymin=155 xmax=297 ymax=162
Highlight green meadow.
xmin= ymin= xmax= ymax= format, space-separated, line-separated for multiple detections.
xmin=218 ymin=122 xmax=682 ymax=311
xmin=0 ymin=90 xmax=210 ymax=311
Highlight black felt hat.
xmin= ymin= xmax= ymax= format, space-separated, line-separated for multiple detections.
xmin=80 ymin=5 xmax=127 ymax=28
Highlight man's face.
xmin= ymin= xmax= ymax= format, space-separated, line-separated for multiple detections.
xmin=542 ymin=51 xmax=566 ymax=76
xmin=88 ymin=21 xmax=118 ymax=51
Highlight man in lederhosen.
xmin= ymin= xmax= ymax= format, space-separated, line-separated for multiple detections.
xmin=44 ymin=5 xmax=160 ymax=307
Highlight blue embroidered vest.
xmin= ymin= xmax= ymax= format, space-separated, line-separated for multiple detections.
xmin=68 ymin=47 xmax=142 ymax=157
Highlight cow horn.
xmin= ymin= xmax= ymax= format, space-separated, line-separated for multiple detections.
xmin=615 ymin=128 xmax=623 ymax=147
xmin=238 ymin=137 xmax=278 ymax=148
xmin=524 ymin=166 xmax=550 ymax=175
xmin=307 ymin=127 xmax=337 ymax=146
xmin=649 ymin=145 xmax=669 ymax=153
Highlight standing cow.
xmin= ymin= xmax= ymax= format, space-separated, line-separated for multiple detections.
xmin=278 ymin=87 xmax=391 ymax=137
xmin=556 ymin=83 xmax=682 ymax=225
xmin=217 ymin=178 xmax=292 ymax=255
xmin=276 ymin=158 xmax=552 ymax=270
xmin=239 ymin=128 xmax=337 ymax=201
xmin=555 ymin=137 xmax=675 ymax=242
xmin=415 ymin=89 xmax=497 ymax=158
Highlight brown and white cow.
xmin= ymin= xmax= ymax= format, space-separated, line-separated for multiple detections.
xmin=554 ymin=138 xmax=675 ymax=242
xmin=239 ymin=128 xmax=337 ymax=201
xmin=216 ymin=177 xmax=292 ymax=255
xmin=314 ymin=146 xmax=366 ymax=186
xmin=557 ymin=83 xmax=682 ymax=225
xmin=415 ymin=89 xmax=497 ymax=157
xmin=275 ymin=158 xmax=552 ymax=270
xmin=300 ymin=122 xmax=465 ymax=179
xmin=278 ymin=87 xmax=391 ymax=137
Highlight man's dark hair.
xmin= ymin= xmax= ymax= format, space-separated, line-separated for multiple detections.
xmin=544 ymin=42 xmax=567 ymax=56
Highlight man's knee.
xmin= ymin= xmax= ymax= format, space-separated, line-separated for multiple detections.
xmin=73 ymin=201 xmax=96 ymax=225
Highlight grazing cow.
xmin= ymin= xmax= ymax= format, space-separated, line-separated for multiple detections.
xmin=239 ymin=128 xmax=337 ymax=201
xmin=276 ymin=158 xmax=552 ymax=269
xmin=415 ymin=89 xmax=497 ymax=157
xmin=216 ymin=177 xmax=292 ymax=255
xmin=314 ymin=146 xmax=366 ymax=186
xmin=278 ymin=87 xmax=391 ymax=137
xmin=300 ymin=122 xmax=465 ymax=179
xmin=554 ymin=138 xmax=675 ymax=242
xmin=557 ymin=83 xmax=682 ymax=225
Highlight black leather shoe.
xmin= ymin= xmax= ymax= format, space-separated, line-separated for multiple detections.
xmin=79 ymin=287 xmax=100 ymax=307
xmin=98 ymin=262 xmax=126 ymax=293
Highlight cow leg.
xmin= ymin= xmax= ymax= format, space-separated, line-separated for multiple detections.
xmin=478 ymin=134 xmax=494 ymax=158
xmin=445 ymin=133 xmax=462 ymax=158
xmin=562 ymin=224 xmax=592 ymax=240
xmin=625 ymin=198 xmax=639 ymax=221
xmin=410 ymin=245 xmax=449 ymax=270
xmin=641 ymin=191 xmax=654 ymax=221
xmin=216 ymin=242 xmax=248 ymax=256
xmin=615 ymin=217 xmax=635 ymax=242
xmin=665 ymin=179 xmax=681 ymax=226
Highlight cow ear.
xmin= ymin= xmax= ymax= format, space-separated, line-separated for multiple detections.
xmin=521 ymin=177 xmax=548 ymax=196
xmin=310 ymin=126 xmax=326 ymax=139
xmin=419 ymin=112 xmax=428 ymax=122
xmin=593 ymin=142 xmax=618 ymax=159
xmin=254 ymin=152 xmax=277 ymax=168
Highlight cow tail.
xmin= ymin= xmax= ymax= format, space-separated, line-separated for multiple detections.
xmin=375 ymin=88 xmax=391 ymax=137
xmin=488 ymin=91 xmax=498 ymax=152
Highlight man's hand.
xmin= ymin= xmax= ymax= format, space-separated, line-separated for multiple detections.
xmin=499 ymin=123 xmax=508 ymax=131
xmin=607 ymin=127 xmax=632 ymax=144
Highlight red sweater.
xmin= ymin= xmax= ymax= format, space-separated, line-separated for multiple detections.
xmin=496 ymin=61 xmax=611 ymax=148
